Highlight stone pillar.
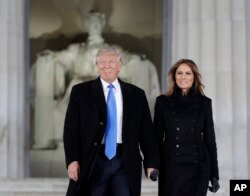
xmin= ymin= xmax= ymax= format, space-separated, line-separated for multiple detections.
xmin=215 ymin=0 xmax=234 ymax=183
xmin=167 ymin=0 xmax=249 ymax=194
xmin=231 ymin=0 xmax=248 ymax=178
xmin=0 ymin=0 xmax=8 ymax=178
xmin=246 ymin=0 xmax=250 ymax=178
xmin=200 ymin=0 xmax=217 ymax=101
xmin=161 ymin=0 xmax=173 ymax=91
xmin=172 ymin=0 xmax=188 ymax=59
xmin=0 ymin=0 xmax=29 ymax=178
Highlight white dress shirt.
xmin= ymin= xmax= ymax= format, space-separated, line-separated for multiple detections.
xmin=101 ymin=78 xmax=123 ymax=143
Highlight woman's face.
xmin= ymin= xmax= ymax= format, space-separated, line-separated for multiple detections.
xmin=175 ymin=63 xmax=194 ymax=94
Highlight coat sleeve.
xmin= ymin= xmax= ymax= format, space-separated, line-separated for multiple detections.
xmin=153 ymin=96 xmax=165 ymax=149
xmin=139 ymin=91 xmax=159 ymax=170
xmin=63 ymin=86 xmax=81 ymax=168
xmin=203 ymin=99 xmax=219 ymax=180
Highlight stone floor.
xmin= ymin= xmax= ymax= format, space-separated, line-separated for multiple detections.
xmin=0 ymin=178 xmax=227 ymax=196
xmin=0 ymin=178 xmax=157 ymax=196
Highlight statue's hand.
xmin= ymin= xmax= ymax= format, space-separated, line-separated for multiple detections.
xmin=38 ymin=49 xmax=54 ymax=57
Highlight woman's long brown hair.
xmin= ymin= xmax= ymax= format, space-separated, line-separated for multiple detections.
xmin=165 ymin=59 xmax=205 ymax=96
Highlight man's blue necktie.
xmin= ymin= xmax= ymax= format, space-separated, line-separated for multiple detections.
xmin=105 ymin=84 xmax=117 ymax=160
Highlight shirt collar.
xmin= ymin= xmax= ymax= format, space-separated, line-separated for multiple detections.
xmin=100 ymin=78 xmax=119 ymax=90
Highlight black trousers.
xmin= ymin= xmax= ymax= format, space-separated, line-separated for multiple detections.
xmin=90 ymin=144 xmax=131 ymax=196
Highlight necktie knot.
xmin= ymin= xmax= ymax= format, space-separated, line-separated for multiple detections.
xmin=108 ymin=84 xmax=114 ymax=89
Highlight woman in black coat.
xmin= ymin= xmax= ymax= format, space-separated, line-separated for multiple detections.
xmin=154 ymin=59 xmax=220 ymax=196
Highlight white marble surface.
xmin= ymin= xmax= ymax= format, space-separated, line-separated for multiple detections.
xmin=0 ymin=178 xmax=226 ymax=196
xmin=0 ymin=0 xmax=29 ymax=179
xmin=0 ymin=0 xmax=8 ymax=178
xmin=30 ymin=144 xmax=67 ymax=178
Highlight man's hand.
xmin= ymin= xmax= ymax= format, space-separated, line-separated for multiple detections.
xmin=68 ymin=161 xmax=80 ymax=182
xmin=208 ymin=178 xmax=220 ymax=193
xmin=146 ymin=168 xmax=158 ymax=181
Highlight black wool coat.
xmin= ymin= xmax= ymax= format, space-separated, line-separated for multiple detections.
xmin=63 ymin=77 xmax=158 ymax=196
xmin=153 ymin=91 xmax=219 ymax=195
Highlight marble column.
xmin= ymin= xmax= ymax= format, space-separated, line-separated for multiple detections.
xmin=0 ymin=0 xmax=8 ymax=178
xmin=215 ymin=0 xmax=234 ymax=183
xmin=246 ymin=0 xmax=250 ymax=178
xmin=161 ymin=0 xmax=173 ymax=91
xmin=165 ymin=0 xmax=250 ymax=193
xmin=0 ymin=0 xmax=29 ymax=178
xmin=231 ymin=0 xmax=248 ymax=178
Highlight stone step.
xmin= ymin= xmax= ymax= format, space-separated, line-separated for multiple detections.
xmin=0 ymin=178 xmax=226 ymax=196
xmin=0 ymin=178 xmax=157 ymax=196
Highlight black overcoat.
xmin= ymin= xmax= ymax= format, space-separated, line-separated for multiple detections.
xmin=154 ymin=92 xmax=219 ymax=196
xmin=64 ymin=77 xmax=158 ymax=196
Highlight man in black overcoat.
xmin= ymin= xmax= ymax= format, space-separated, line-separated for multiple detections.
xmin=63 ymin=46 xmax=158 ymax=196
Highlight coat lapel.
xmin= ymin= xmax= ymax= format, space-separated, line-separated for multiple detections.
xmin=119 ymin=79 xmax=134 ymax=132
xmin=90 ymin=77 xmax=106 ymax=121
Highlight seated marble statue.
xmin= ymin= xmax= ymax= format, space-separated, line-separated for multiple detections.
xmin=30 ymin=11 xmax=160 ymax=149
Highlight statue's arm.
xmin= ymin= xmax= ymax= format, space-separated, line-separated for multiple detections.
xmin=54 ymin=44 xmax=80 ymax=72
xmin=53 ymin=44 xmax=81 ymax=97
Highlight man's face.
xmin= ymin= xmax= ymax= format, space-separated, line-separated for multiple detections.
xmin=96 ymin=52 xmax=121 ymax=83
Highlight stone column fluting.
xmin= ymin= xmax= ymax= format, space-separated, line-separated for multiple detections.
xmin=0 ymin=0 xmax=29 ymax=178
xmin=246 ymin=0 xmax=250 ymax=179
xmin=0 ymin=0 xmax=8 ymax=178
xmin=231 ymin=0 xmax=248 ymax=178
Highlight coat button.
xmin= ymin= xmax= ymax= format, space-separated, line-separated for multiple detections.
xmin=176 ymin=144 xmax=180 ymax=148
xmin=176 ymin=127 xmax=180 ymax=131
xmin=176 ymin=137 xmax=179 ymax=140
xmin=99 ymin=122 xmax=104 ymax=126
xmin=93 ymin=142 xmax=98 ymax=146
